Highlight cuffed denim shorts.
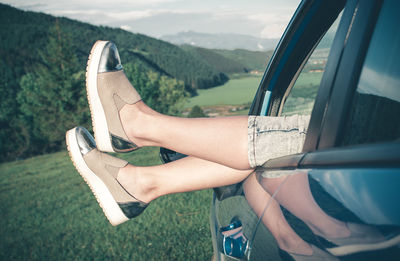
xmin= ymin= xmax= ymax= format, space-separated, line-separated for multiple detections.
xmin=247 ymin=115 xmax=310 ymax=169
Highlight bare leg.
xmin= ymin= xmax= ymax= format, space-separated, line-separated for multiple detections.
xmin=117 ymin=156 xmax=253 ymax=203
xmin=119 ymin=156 xmax=312 ymax=255
xmin=244 ymin=173 xmax=313 ymax=255
xmin=260 ymin=173 xmax=350 ymax=239
xmin=120 ymin=101 xmax=250 ymax=170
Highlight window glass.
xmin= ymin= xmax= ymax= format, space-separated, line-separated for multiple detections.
xmin=280 ymin=15 xmax=341 ymax=116
xmin=341 ymin=0 xmax=400 ymax=146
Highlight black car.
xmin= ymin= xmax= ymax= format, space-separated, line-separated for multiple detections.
xmin=161 ymin=0 xmax=400 ymax=260
xmin=206 ymin=0 xmax=400 ymax=260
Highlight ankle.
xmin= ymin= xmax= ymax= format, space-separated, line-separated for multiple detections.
xmin=117 ymin=165 xmax=157 ymax=203
xmin=119 ymin=101 xmax=153 ymax=146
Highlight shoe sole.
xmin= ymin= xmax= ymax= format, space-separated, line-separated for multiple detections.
xmin=327 ymin=234 xmax=400 ymax=256
xmin=86 ymin=40 xmax=115 ymax=152
xmin=66 ymin=127 xmax=129 ymax=226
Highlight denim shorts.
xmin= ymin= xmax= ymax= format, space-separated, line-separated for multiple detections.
xmin=247 ymin=115 xmax=310 ymax=169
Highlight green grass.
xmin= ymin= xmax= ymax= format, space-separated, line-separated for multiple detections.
xmin=0 ymin=148 xmax=213 ymax=260
xmin=186 ymin=76 xmax=262 ymax=107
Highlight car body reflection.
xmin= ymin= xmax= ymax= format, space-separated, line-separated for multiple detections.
xmin=310 ymin=168 xmax=400 ymax=226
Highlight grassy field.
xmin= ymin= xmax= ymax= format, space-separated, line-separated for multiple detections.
xmin=0 ymin=147 xmax=213 ymax=260
xmin=186 ymin=75 xmax=262 ymax=108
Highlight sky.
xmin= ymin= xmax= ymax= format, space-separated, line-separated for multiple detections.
xmin=2 ymin=0 xmax=301 ymax=39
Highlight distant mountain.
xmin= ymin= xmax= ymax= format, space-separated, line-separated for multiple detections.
xmin=181 ymin=45 xmax=272 ymax=73
xmin=180 ymin=45 xmax=248 ymax=74
xmin=212 ymin=49 xmax=273 ymax=72
xmin=161 ymin=31 xmax=279 ymax=51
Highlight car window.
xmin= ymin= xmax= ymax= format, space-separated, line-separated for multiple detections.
xmin=279 ymin=14 xmax=342 ymax=117
xmin=340 ymin=0 xmax=400 ymax=146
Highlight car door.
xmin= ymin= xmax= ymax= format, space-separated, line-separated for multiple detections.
xmin=210 ymin=0 xmax=351 ymax=260
xmin=258 ymin=0 xmax=400 ymax=260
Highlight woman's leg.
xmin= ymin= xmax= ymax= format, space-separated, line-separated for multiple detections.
xmin=119 ymin=101 xmax=251 ymax=170
xmin=66 ymin=126 xmax=251 ymax=225
xmin=260 ymin=173 xmax=350 ymax=238
xmin=244 ymin=173 xmax=313 ymax=255
xmin=117 ymin=155 xmax=253 ymax=203
xmin=120 ymin=156 xmax=313 ymax=255
xmin=86 ymin=40 xmax=250 ymax=170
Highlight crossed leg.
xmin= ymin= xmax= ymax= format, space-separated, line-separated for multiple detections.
xmin=117 ymin=152 xmax=314 ymax=256
xmin=68 ymin=41 xmax=364 ymax=258
xmin=119 ymin=101 xmax=251 ymax=170
xmin=118 ymin=156 xmax=253 ymax=203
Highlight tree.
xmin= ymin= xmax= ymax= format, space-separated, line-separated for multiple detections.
xmin=124 ymin=63 xmax=188 ymax=115
xmin=17 ymin=20 xmax=89 ymax=155
xmin=0 ymin=62 xmax=27 ymax=161
xmin=188 ymin=105 xmax=207 ymax=118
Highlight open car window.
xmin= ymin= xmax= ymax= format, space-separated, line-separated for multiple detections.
xmin=280 ymin=14 xmax=342 ymax=117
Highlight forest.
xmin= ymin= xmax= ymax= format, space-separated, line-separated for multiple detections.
xmin=0 ymin=3 xmax=271 ymax=162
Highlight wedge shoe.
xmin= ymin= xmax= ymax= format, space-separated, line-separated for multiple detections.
xmin=66 ymin=126 xmax=148 ymax=226
xmin=316 ymin=223 xmax=400 ymax=256
xmin=279 ymin=245 xmax=339 ymax=261
xmin=86 ymin=40 xmax=141 ymax=153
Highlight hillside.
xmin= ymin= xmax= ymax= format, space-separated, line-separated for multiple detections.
xmin=0 ymin=3 xmax=228 ymax=91
xmin=0 ymin=3 xmax=273 ymax=162
xmin=180 ymin=45 xmax=247 ymax=74
xmin=213 ymin=49 xmax=274 ymax=72
xmin=0 ymin=3 xmax=227 ymax=162
xmin=181 ymin=45 xmax=273 ymax=74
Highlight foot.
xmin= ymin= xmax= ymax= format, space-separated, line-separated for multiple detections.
xmin=316 ymin=222 xmax=400 ymax=256
xmin=86 ymin=40 xmax=141 ymax=153
xmin=66 ymin=126 xmax=148 ymax=226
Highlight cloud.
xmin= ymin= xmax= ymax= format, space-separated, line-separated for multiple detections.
xmin=120 ymin=25 xmax=132 ymax=31
xmin=55 ymin=9 xmax=157 ymax=21
xmin=2 ymin=0 xmax=300 ymax=39
xmin=260 ymin=23 xmax=288 ymax=39
xmin=248 ymin=13 xmax=293 ymax=38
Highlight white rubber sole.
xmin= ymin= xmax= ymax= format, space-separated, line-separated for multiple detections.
xmin=66 ymin=128 xmax=129 ymax=226
xmin=86 ymin=40 xmax=114 ymax=152
xmin=327 ymin=234 xmax=400 ymax=256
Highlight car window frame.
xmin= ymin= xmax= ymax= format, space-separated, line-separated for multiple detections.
xmin=263 ymin=0 xmax=400 ymax=170
xmin=250 ymin=1 xmax=346 ymax=111
xmin=213 ymin=0 xmax=348 ymax=200
xmin=249 ymin=0 xmax=348 ymax=154
xmin=317 ymin=0 xmax=383 ymax=150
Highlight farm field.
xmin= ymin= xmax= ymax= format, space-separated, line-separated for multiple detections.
xmin=186 ymin=72 xmax=321 ymax=117
xmin=187 ymin=76 xmax=262 ymax=108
